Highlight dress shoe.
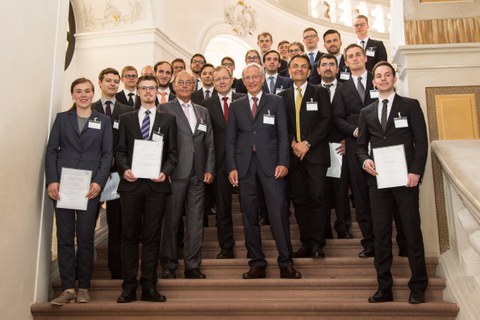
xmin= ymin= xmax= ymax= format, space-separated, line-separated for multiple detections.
xmin=117 ymin=289 xmax=136 ymax=303
xmin=280 ymin=266 xmax=302 ymax=279
xmin=311 ymin=245 xmax=326 ymax=259
xmin=242 ymin=267 xmax=266 ymax=279
xmin=358 ymin=248 xmax=375 ymax=258
xmin=184 ymin=268 xmax=207 ymax=279
xmin=337 ymin=231 xmax=353 ymax=239
xmin=162 ymin=269 xmax=176 ymax=279
xmin=293 ymin=244 xmax=311 ymax=258
xmin=368 ymin=290 xmax=393 ymax=303
xmin=216 ymin=250 xmax=235 ymax=259
xmin=408 ymin=291 xmax=425 ymax=304
xmin=141 ymin=288 xmax=167 ymax=302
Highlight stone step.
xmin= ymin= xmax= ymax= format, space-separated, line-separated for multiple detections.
xmin=31 ymin=300 xmax=459 ymax=320
xmin=51 ymin=278 xmax=448 ymax=302
xmin=91 ymin=256 xmax=439 ymax=279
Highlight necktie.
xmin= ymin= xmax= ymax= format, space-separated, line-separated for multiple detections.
xmin=309 ymin=52 xmax=315 ymax=67
xmin=205 ymin=89 xmax=211 ymax=99
xmin=160 ymin=91 xmax=167 ymax=104
xmin=127 ymin=93 xmax=134 ymax=106
xmin=295 ymin=87 xmax=302 ymax=142
xmin=222 ymin=97 xmax=229 ymax=123
xmin=361 ymin=40 xmax=365 ymax=49
xmin=195 ymin=79 xmax=200 ymax=91
xmin=323 ymin=84 xmax=333 ymax=96
xmin=105 ymin=101 xmax=112 ymax=117
xmin=357 ymin=77 xmax=365 ymax=101
xmin=381 ymin=99 xmax=388 ymax=132
xmin=251 ymin=96 xmax=258 ymax=118
xmin=141 ymin=110 xmax=151 ymax=140
xmin=268 ymin=77 xmax=275 ymax=94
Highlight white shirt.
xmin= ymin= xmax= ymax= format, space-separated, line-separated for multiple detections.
xmin=321 ymin=79 xmax=338 ymax=103
xmin=217 ymin=91 xmax=233 ymax=115
xmin=247 ymin=91 xmax=263 ymax=112
xmin=377 ymin=92 xmax=396 ymax=123
xmin=138 ymin=107 xmax=156 ymax=137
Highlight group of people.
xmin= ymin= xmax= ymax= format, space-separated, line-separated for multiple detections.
xmin=45 ymin=14 xmax=429 ymax=307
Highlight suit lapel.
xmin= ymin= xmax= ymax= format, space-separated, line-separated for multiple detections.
xmin=67 ymin=109 xmax=81 ymax=136
xmin=386 ymin=94 xmax=401 ymax=132
xmin=213 ymin=98 xmax=227 ymax=128
xmin=132 ymin=109 xmax=144 ymax=139
xmin=255 ymin=94 xmax=268 ymax=119
xmin=346 ymin=78 xmax=363 ymax=105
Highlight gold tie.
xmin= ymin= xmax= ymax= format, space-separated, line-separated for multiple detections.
xmin=295 ymin=87 xmax=302 ymax=142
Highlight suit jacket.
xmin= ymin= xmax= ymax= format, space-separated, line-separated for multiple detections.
xmin=332 ymin=72 xmax=376 ymax=139
xmin=158 ymin=99 xmax=215 ymax=180
xmin=92 ymin=100 xmax=133 ymax=172
xmin=115 ymin=91 xmax=138 ymax=107
xmin=226 ymin=93 xmax=289 ymax=179
xmin=201 ymin=92 xmax=246 ymax=170
xmin=115 ymin=109 xmax=178 ymax=193
xmin=235 ymin=79 xmax=247 ymax=94
xmin=279 ymin=84 xmax=331 ymax=167
xmin=327 ymin=82 xmax=345 ymax=143
xmin=278 ymin=59 xmax=289 ymax=77
xmin=356 ymin=94 xmax=428 ymax=186
xmin=262 ymin=75 xmax=293 ymax=94
xmin=364 ymin=38 xmax=388 ymax=71
xmin=45 ymin=108 xmax=113 ymax=188
xmin=308 ymin=50 xmax=324 ymax=85
xmin=191 ymin=88 xmax=217 ymax=105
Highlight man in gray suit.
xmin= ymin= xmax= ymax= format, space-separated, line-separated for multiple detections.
xmin=159 ymin=70 xmax=215 ymax=279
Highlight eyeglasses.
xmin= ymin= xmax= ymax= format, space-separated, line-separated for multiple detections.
xmin=213 ymin=76 xmax=231 ymax=82
xmin=246 ymin=56 xmax=260 ymax=61
xmin=354 ymin=23 xmax=366 ymax=28
xmin=192 ymin=60 xmax=205 ymax=65
xmin=123 ymin=74 xmax=137 ymax=79
xmin=288 ymin=49 xmax=301 ymax=53
xmin=243 ymin=74 xmax=261 ymax=81
xmin=303 ymin=34 xmax=317 ymax=40
xmin=176 ymin=80 xmax=193 ymax=86
xmin=138 ymin=86 xmax=157 ymax=91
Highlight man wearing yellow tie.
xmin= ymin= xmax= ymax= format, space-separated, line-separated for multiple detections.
xmin=278 ymin=54 xmax=332 ymax=258
xmin=154 ymin=61 xmax=176 ymax=105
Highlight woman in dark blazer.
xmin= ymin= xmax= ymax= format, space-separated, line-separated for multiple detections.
xmin=45 ymin=78 xmax=112 ymax=305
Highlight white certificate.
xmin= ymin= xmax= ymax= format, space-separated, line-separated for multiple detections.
xmin=372 ymin=144 xmax=408 ymax=189
xmin=100 ymin=172 xmax=120 ymax=202
xmin=131 ymin=139 xmax=163 ymax=179
xmin=326 ymin=143 xmax=342 ymax=178
xmin=57 ymin=168 xmax=92 ymax=210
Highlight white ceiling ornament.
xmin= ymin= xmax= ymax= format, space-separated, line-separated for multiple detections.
xmin=225 ymin=1 xmax=257 ymax=38
xmin=80 ymin=0 xmax=142 ymax=31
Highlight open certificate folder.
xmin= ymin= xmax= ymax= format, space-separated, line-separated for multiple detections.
xmin=372 ymin=144 xmax=408 ymax=189
xmin=131 ymin=139 xmax=163 ymax=179
xmin=56 ymin=168 xmax=92 ymax=210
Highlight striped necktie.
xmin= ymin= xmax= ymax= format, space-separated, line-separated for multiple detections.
xmin=141 ymin=110 xmax=151 ymax=140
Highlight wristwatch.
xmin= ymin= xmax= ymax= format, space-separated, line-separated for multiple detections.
xmin=304 ymin=141 xmax=311 ymax=148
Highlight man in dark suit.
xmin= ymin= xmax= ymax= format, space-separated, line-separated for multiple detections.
xmin=279 ymin=54 xmax=331 ymax=258
xmin=353 ymin=15 xmax=388 ymax=71
xmin=317 ymin=54 xmax=352 ymax=239
xmin=262 ymin=50 xmax=293 ymax=94
xmin=92 ymin=67 xmax=133 ymax=279
xmin=303 ymin=27 xmax=324 ymax=85
xmin=159 ymin=70 xmax=215 ymax=279
xmin=115 ymin=66 xmax=139 ymax=107
xmin=226 ymin=62 xmax=301 ymax=279
xmin=323 ymin=29 xmax=350 ymax=83
xmin=257 ymin=32 xmax=288 ymax=77
xmin=357 ymin=61 xmax=428 ymax=304
xmin=333 ymin=44 xmax=377 ymax=257
xmin=201 ymin=66 xmax=245 ymax=259
xmin=154 ymin=61 xmax=176 ymax=104
xmin=191 ymin=63 xmax=216 ymax=104
xmin=115 ymin=75 xmax=177 ymax=303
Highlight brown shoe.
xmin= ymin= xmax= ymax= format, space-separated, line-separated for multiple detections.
xmin=280 ymin=266 xmax=302 ymax=279
xmin=242 ymin=267 xmax=266 ymax=279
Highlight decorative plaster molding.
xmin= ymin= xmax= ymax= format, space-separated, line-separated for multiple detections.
xmin=225 ymin=1 xmax=257 ymax=37
xmin=79 ymin=0 xmax=142 ymax=31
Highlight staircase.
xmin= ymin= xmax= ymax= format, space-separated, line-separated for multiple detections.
xmin=31 ymin=195 xmax=459 ymax=319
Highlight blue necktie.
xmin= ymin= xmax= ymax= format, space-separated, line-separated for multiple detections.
xmin=309 ymin=52 xmax=315 ymax=67
xmin=269 ymin=76 xmax=275 ymax=94
xmin=141 ymin=110 xmax=151 ymax=140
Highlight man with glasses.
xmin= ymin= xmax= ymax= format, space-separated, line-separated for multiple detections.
xmin=353 ymin=15 xmax=388 ymax=71
xmin=236 ymin=49 xmax=262 ymax=93
xmin=116 ymin=66 xmax=138 ymax=107
xmin=221 ymin=56 xmax=240 ymax=91
xmin=287 ymin=42 xmax=305 ymax=61
xmin=190 ymin=53 xmax=207 ymax=90
xmin=303 ymin=27 xmax=324 ymax=84
xmin=201 ymin=66 xmax=245 ymax=259
xmin=115 ymin=75 xmax=178 ymax=303
xmin=159 ymin=71 xmax=215 ymax=280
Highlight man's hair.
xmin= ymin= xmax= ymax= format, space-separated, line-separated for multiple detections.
xmin=323 ymin=29 xmax=341 ymax=41
xmin=171 ymin=58 xmax=186 ymax=67
xmin=288 ymin=54 xmax=311 ymax=69
xmin=319 ymin=53 xmax=338 ymax=67
xmin=121 ymin=66 xmax=137 ymax=77
xmin=288 ymin=42 xmax=305 ymax=52
xmin=136 ymin=75 xmax=159 ymax=89
xmin=245 ymin=49 xmax=261 ymax=60
xmin=278 ymin=40 xmax=289 ymax=47
xmin=173 ymin=70 xmax=195 ymax=84
xmin=303 ymin=27 xmax=318 ymax=36
xmin=221 ymin=56 xmax=235 ymax=66
xmin=372 ymin=61 xmax=396 ymax=77
xmin=257 ymin=32 xmax=272 ymax=41
xmin=213 ymin=65 xmax=233 ymax=77
xmin=154 ymin=61 xmax=173 ymax=73
xmin=98 ymin=67 xmax=120 ymax=81
xmin=242 ymin=62 xmax=264 ymax=78
xmin=190 ymin=53 xmax=206 ymax=64
xmin=200 ymin=63 xmax=215 ymax=74
xmin=262 ymin=50 xmax=281 ymax=63
xmin=344 ymin=43 xmax=365 ymax=57
xmin=355 ymin=15 xmax=369 ymax=24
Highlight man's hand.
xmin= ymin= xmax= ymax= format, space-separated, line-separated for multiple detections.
xmin=293 ymin=141 xmax=309 ymax=160
xmin=274 ymin=165 xmax=288 ymax=179
xmin=87 ymin=182 xmax=102 ymax=199
xmin=204 ymin=173 xmax=214 ymax=184
xmin=406 ymin=173 xmax=420 ymax=187
xmin=336 ymin=140 xmax=346 ymax=155
xmin=123 ymin=169 xmax=137 ymax=182
xmin=152 ymin=172 xmax=166 ymax=183
xmin=363 ymin=159 xmax=378 ymax=176
xmin=228 ymin=170 xmax=239 ymax=187
xmin=47 ymin=182 xmax=60 ymax=200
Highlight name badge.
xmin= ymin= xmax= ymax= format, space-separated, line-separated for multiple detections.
xmin=394 ymin=114 xmax=409 ymax=128
xmin=198 ymin=123 xmax=207 ymax=132
xmin=113 ymin=120 xmax=119 ymax=129
xmin=369 ymin=89 xmax=379 ymax=99
xmin=276 ymin=87 xmax=284 ymax=94
xmin=366 ymin=48 xmax=376 ymax=57
xmin=340 ymin=71 xmax=350 ymax=80
xmin=88 ymin=118 xmax=101 ymax=130
xmin=264 ymin=111 xmax=275 ymax=125
xmin=306 ymin=101 xmax=318 ymax=111
xmin=152 ymin=127 xmax=163 ymax=142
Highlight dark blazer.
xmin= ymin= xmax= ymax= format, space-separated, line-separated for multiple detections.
xmin=356 ymin=94 xmax=428 ymax=185
xmin=226 ymin=93 xmax=289 ymax=179
xmin=364 ymin=38 xmax=388 ymax=71
xmin=115 ymin=109 xmax=178 ymax=193
xmin=278 ymin=59 xmax=289 ymax=77
xmin=235 ymin=79 xmax=247 ymax=94
xmin=332 ymin=72 xmax=376 ymax=139
xmin=279 ymin=84 xmax=332 ymax=167
xmin=308 ymin=50 xmax=324 ymax=85
xmin=115 ymin=91 xmax=138 ymax=107
xmin=45 ymin=108 xmax=113 ymax=188
xmin=92 ymin=100 xmax=133 ymax=172
xmin=202 ymin=92 xmax=246 ymax=170
xmin=158 ymin=99 xmax=215 ymax=180
xmin=262 ymin=75 xmax=293 ymax=94
xmin=191 ymin=88 xmax=217 ymax=105
xmin=327 ymin=82 xmax=345 ymax=143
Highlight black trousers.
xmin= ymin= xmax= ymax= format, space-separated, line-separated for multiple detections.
xmin=214 ymin=163 xmax=234 ymax=251
xmin=325 ymin=154 xmax=351 ymax=234
xmin=106 ymin=198 xmax=122 ymax=278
